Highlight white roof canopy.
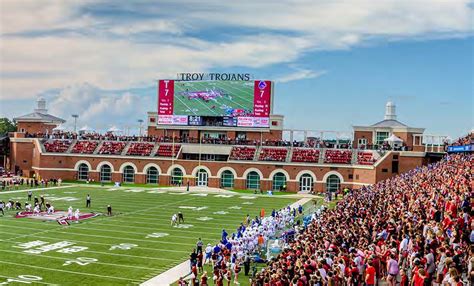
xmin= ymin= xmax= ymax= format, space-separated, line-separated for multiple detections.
xmin=384 ymin=134 xmax=403 ymax=143
xmin=79 ymin=125 xmax=94 ymax=132
xmin=52 ymin=125 xmax=66 ymax=131
xmin=107 ymin=126 xmax=122 ymax=133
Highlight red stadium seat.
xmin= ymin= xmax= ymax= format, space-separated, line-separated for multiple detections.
xmin=97 ymin=141 xmax=126 ymax=155
xmin=291 ymin=148 xmax=320 ymax=163
xmin=258 ymin=148 xmax=288 ymax=162
xmin=357 ymin=151 xmax=376 ymax=165
xmin=229 ymin=146 xmax=256 ymax=160
xmin=324 ymin=149 xmax=352 ymax=164
xmin=127 ymin=142 xmax=155 ymax=156
xmin=156 ymin=144 xmax=181 ymax=157
xmin=43 ymin=140 xmax=72 ymax=153
xmin=71 ymin=141 xmax=99 ymax=154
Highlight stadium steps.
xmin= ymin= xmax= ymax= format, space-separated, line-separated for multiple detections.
xmin=287 ymin=147 xmax=294 ymax=163
xmin=150 ymin=143 xmax=160 ymax=157
xmin=174 ymin=145 xmax=183 ymax=159
xmin=253 ymin=146 xmax=261 ymax=161
xmin=319 ymin=148 xmax=326 ymax=164
xmin=351 ymin=150 xmax=358 ymax=164
xmin=38 ymin=139 xmax=46 ymax=153
xmin=66 ymin=139 xmax=77 ymax=153
xmin=286 ymin=147 xmax=292 ymax=162
xmin=93 ymin=141 xmax=104 ymax=155
xmin=121 ymin=142 xmax=132 ymax=156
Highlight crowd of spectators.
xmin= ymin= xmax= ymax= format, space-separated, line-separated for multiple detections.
xmin=27 ymin=131 xmax=360 ymax=149
xmin=97 ymin=141 xmax=126 ymax=155
xmin=251 ymin=153 xmax=472 ymax=285
xmin=324 ymin=150 xmax=352 ymax=164
xmin=43 ymin=140 xmax=72 ymax=153
xmin=229 ymin=147 xmax=257 ymax=161
xmin=357 ymin=151 xmax=376 ymax=165
xmin=291 ymin=149 xmax=320 ymax=163
xmin=127 ymin=142 xmax=155 ymax=156
xmin=450 ymin=133 xmax=474 ymax=147
xmin=259 ymin=148 xmax=288 ymax=162
xmin=71 ymin=141 xmax=99 ymax=154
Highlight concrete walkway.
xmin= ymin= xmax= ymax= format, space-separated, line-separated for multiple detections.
xmin=140 ymin=197 xmax=313 ymax=286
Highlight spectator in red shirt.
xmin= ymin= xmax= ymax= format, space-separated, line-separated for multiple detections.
xmin=365 ymin=260 xmax=376 ymax=286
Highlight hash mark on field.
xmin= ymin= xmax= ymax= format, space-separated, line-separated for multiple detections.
xmin=0 ymin=260 xmax=141 ymax=282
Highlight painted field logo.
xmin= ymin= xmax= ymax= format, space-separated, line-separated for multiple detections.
xmin=16 ymin=211 xmax=99 ymax=224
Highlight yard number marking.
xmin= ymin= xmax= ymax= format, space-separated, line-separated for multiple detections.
xmin=0 ymin=275 xmax=43 ymax=285
xmin=63 ymin=257 xmax=98 ymax=266
xmin=109 ymin=243 xmax=138 ymax=250
xmin=146 ymin=232 xmax=169 ymax=238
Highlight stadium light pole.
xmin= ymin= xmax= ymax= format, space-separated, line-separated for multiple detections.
xmin=71 ymin=114 xmax=79 ymax=133
xmin=138 ymin=119 xmax=144 ymax=136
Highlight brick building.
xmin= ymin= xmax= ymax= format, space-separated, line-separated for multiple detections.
xmin=8 ymin=101 xmax=446 ymax=193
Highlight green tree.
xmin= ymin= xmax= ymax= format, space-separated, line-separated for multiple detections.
xmin=0 ymin=118 xmax=16 ymax=135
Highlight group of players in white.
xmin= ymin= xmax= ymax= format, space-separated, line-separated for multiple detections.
xmin=215 ymin=206 xmax=294 ymax=262
xmin=182 ymin=206 xmax=297 ymax=285
xmin=1 ymin=200 xmax=81 ymax=220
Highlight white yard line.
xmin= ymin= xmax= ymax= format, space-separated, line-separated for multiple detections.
xmin=0 ymin=234 xmax=189 ymax=254
xmin=0 ymin=249 xmax=164 ymax=271
xmin=0 ymin=185 xmax=75 ymax=195
xmin=0 ymin=260 xmax=141 ymax=283
xmin=141 ymin=197 xmax=314 ymax=286
xmin=1 ymin=226 xmax=196 ymax=246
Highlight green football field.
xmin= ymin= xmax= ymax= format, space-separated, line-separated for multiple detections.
xmin=173 ymin=81 xmax=254 ymax=116
xmin=0 ymin=185 xmax=299 ymax=285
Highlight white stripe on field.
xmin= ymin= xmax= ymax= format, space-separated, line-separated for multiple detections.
xmin=0 ymin=260 xmax=141 ymax=283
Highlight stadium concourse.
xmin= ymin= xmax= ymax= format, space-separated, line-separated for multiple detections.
xmin=177 ymin=152 xmax=473 ymax=286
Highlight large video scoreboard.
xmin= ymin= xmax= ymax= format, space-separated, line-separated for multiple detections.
xmin=157 ymin=80 xmax=272 ymax=128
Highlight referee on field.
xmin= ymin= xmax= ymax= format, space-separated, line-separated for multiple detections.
xmin=86 ymin=194 xmax=91 ymax=208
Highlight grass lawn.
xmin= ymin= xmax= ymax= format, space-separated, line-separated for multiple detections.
xmin=0 ymin=184 xmax=298 ymax=285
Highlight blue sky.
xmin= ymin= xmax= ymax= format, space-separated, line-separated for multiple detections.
xmin=0 ymin=0 xmax=472 ymax=138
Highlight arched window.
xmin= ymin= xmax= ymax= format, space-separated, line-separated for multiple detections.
xmin=100 ymin=164 xmax=112 ymax=182
xmin=146 ymin=167 xmax=159 ymax=184
xmin=326 ymin=174 xmax=341 ymax=193
xmin=246 ymin=171 xmax=260 ymax=190
xmin=122 ymin=165 xmax=135 ymax=183
xmin=220 ymin=170 xmax=234 ymax=188
xmin=171 ymin=168 xmax=183 ymax=185
xmin=77 ymin=163 xmax=89 ymax=181
xmin=299 ymin=173 xmax=313 ymax=192
xmin=196 ymin=169 xmax=208 ymax=187
xmin=272 ymin=172 xmax=286 ymax=191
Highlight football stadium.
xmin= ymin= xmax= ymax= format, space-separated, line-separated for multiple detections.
xmin=1 ymin=1 xmax=473 ymax=286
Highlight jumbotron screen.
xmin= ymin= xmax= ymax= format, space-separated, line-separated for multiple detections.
xmin=157 ymin=80 xmax=272 ymax=127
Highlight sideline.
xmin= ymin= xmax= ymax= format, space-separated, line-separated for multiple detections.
xmin=0 ymin=185 xmax=75 ymax=195
xmin=140 ymin=197 xmax=313 ymax=286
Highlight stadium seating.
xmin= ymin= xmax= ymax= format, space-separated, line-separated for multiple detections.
xmin=97 ymin=141 xmax=126 ymax=155
xmin=126 ymin=142 xmax=155 ymax=156
xmin=291 ymin=148 xmax=320 ymax=163
xmin=357 ymin=151 xmax=376 ymax=165
xmin=229 ymin=146 xmax=256 ymax=160
xmin=258 ymin=147 xmax=288 ymax=162
xmin=43 ymin=140 xmax=72 ymax=153
xmin=324 ymin=149 xmax=352 ymax=164
xmin=156 ymin=144 xmax=181 ymax=157
xmin=250 ymin=153 xmax=472 ymax=285
xmin=71 ymin=141 xmax=99 ymax=154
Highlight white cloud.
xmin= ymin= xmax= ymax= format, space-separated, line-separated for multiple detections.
xmin=275 ymin=68 xmax=327 ymax=83
xmin=0 ymin=0 xmax=472 ymax=101
xmin=47 ymin=83 xmax=151 ymax=131
xmin=108 ymin=20 xmax=182 ymax=35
